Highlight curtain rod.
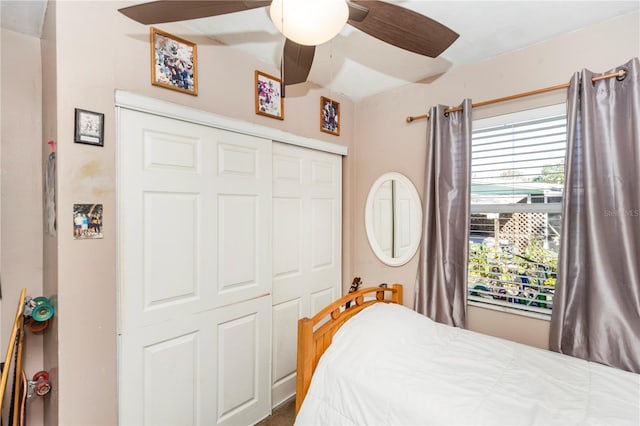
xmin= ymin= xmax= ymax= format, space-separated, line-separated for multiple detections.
xmin=405 ymin=69 xmax=627 ymax=123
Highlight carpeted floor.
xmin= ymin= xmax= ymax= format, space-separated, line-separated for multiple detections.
xmin=255 ymin=398 xmax=296 ymax=426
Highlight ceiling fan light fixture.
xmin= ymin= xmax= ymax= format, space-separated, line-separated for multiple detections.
xmin=270 ymin=0 xmax=348 ymax=46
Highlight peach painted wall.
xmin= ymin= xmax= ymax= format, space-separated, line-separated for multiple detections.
xmin=352 ymin=11 xmax=640 ymax=350
xmin=3 ymin=2 xmax=638 ymax=425
xmin=50 ymin=1 xmax=354 ymax=424
xmin=0 ymin=28 xmax=45 ymax=426
xmin=41 ymin=1 xmax=59 ymax=425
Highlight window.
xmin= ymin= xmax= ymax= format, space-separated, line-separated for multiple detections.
xmin=468 ymin=105 xmax=566 ymax=316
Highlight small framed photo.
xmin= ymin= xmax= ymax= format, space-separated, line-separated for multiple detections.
xmin=255 ymin=70 xmax=284 ymax=120
xmin=320 ymin=96 xmax=340 ymax=136
xmin=74 ymin=108 xmax=104 ymax=146
xmin=151 ymin=27 xmax=198 ymax=95
xmin=73 ymin=204 xmax=103 ymax=240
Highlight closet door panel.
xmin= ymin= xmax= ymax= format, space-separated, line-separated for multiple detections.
xmin=218 ymin=194 xmax=259 ymax=290
xmin=310 ymin=287 xmax=336 ymax=316
xmin=118 ymin=311 xmax=217 ymax=426
xmin=272 ymin=196 xmax=304 ymax=297
xmin=271 ymin=142 xmax=342 ymax=407
xmin=118 ymin=108 xmax=272 ymax=425
xmin=214 ymin=295 xmax=271 ymax=425
xmin=271 ymin=298 xmax=302 ymax=405
xmin=143 ymin=192 xmax=199 ymax=307
xmin=214 ymin=130 xmax=272 ymax=308
xmin=119 ymin=110 xmax=217 ymax=330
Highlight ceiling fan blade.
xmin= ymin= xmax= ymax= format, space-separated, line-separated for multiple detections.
xmin=346 ymin=1 xmax=369 ymax=22
xmin=347 ymin=0 xmax=459 ymax=58
xmin=282 ymin=39 xmax=316 ymax=87
xmin=119 ymin=1 xmax=272 ymax=25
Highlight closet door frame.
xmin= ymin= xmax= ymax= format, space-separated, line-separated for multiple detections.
xmin=115 ymin=92 xmax=347 ymax=157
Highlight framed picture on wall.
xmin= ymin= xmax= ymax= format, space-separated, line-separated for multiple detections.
xmin=320 ymin=96 xmax=340 ymax=136
xmin=74 ymin=108 xmax=104 ymax=146
xmin=73 ymin=203 xmax=103 ymax=240
xmin=255 ymin=70 xmax=284 ymax=120
xmin=150 ymin=27 xmax=198 ymax=95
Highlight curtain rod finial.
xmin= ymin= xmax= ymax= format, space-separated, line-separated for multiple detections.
xmin=617 ymin=69 xmax=627 ymax=81
xmin=406 ymin=116 xmax=414 ymax=123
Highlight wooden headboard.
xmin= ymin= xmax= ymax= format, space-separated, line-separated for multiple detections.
xmin=295 ymin=284 xmax=403 ymax=413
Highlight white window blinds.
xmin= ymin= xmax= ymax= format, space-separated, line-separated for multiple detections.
xmin=468 ymin=105 xmax=566 ymax=316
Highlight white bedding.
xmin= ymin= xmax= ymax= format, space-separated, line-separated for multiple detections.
xmin=295 ymin=303 xmax=640 ymax=425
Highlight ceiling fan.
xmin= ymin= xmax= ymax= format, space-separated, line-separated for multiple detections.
xmin=119 ymin=0 xmax=459 ymax=92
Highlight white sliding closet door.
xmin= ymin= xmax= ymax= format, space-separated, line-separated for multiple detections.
xmin=271 ymin=142 xmax=342 ymax=407
xmin=117 ymin=108 xmax=271 ymax=425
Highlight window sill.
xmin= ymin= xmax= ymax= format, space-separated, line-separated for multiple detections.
xmin=468 ymin=300 xmax=552 ymax=321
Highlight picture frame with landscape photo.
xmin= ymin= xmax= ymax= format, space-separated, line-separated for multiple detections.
xmin=74 ymin=108 xmax=104 ymax=146
xmin=320 ymin=96 xmax=340 ymax=136
xmin=151 ymin=27 xmax=198 ymax=95
xmin=255 ymin=70 xmax=284 ymax=120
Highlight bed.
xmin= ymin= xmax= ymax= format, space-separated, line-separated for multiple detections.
xmin=295 ymin=284 xmax=640 ymax=425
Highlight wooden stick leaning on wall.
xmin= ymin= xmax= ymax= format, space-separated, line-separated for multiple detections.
xmin=12 ymin=315 xmax=25 ymax=426
xmin=0 ymin=288 xmax=27 ymax=417
xmin=295 ymin=284 xmax=403 ymax=414
xmin=405 ymin=70 xmax=627 ymax=123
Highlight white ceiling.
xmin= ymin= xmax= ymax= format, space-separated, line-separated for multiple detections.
xmin=0 ymin=0 xmax=47 ymax=38
xmin=2 ymin=1 xmax=639 ymax=100
xmin=185 ymin=1 xmax=640 ymax=99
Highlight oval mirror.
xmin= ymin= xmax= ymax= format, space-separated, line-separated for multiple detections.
xmin=365 ymin=172 xmax=422 ymax=266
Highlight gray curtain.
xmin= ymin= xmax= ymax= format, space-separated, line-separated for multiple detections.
xmin=414 ymin=100 xmax=471 ymax=328
xmin=550 ymin=58 xmax=640 ymax=374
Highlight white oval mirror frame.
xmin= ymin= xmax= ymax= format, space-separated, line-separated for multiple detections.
xmin=365 ymin=172 xmax=422 ymax=266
